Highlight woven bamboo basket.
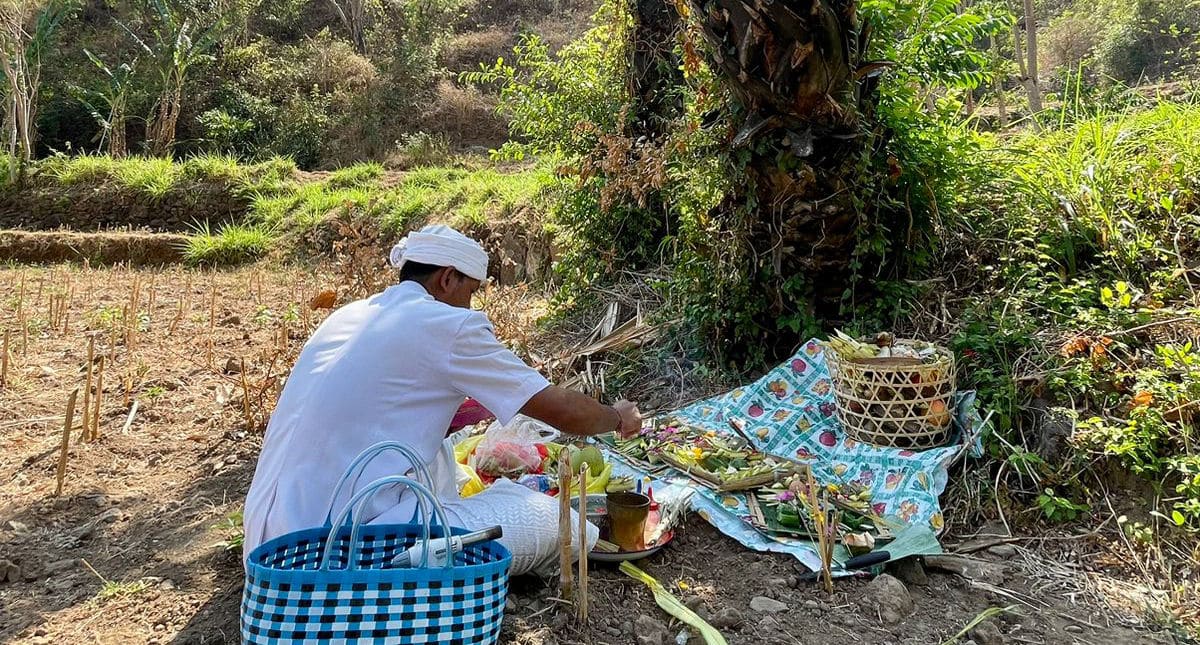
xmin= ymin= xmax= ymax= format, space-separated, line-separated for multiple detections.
xmin=826 ymin=342 xmax=957 ymax=450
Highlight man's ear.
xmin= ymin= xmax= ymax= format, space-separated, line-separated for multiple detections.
xmin=433 ymin=266 xmax=456 ymax=294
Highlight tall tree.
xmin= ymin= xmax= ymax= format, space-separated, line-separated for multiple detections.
xmin=0 ymin=0 xmax=68 ymax=176
xmin=1012 ymin=0 xmax=1042 ymax=119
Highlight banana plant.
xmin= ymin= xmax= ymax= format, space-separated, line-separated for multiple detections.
xmin=71 ymin=50 xmax=137 ymax=158
xmin=118 ymin=0 xmax=226 ymax=156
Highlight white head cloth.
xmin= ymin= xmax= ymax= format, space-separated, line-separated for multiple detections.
xmin=388 ymin=224 xmax=489 ymax=282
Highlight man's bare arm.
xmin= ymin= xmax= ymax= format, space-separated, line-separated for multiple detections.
xmin=520 ymin=386 xmax=642 ymax=438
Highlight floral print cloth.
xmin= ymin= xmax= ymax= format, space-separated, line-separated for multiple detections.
xmin=606 ymin=339 xmax=988 ymax=570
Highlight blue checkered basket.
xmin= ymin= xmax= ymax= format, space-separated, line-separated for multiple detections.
xmin=242 ymin=443 xmax=512 ymax=644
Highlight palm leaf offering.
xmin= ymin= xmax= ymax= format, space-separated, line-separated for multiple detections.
xmin=752 ymin=474 xmax=891 ymax=545
xmin=610 ymin=417 xmax=799 ymax=491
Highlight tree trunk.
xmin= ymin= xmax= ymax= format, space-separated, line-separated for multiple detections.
xmin=631 ymin=0 xmax=684 ymax=140
xmin=688 ymin=0 xmax=869 ymax=332
xmin=148 ymin=77 xmax=182 ymax=156
xmin=993 ymin=38 xmax=1007 ymax=129
xmin=1022 ymin=0 xmax=1041 ymax=114
xmin=109 ymin=110 xmax=126 ymax=158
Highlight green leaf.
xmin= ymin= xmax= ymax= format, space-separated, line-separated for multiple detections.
xmin=1171 ymin=510 xmax=1186 ymax=526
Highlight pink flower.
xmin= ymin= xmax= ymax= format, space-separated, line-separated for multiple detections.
xmin=776 ymin=491 xmax=795 ymax=502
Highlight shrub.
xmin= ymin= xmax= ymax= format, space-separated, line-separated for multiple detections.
xmin=388 ymin=131 xmax=455 ymax=169
xmin=953 ymin=101 xmax=1200 ymax=529
xmin=1041 ymin=11 xmax=1107 ymax=74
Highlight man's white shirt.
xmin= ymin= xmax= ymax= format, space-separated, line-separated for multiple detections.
xmin=242 ymin=280 xmax=550 ymax=558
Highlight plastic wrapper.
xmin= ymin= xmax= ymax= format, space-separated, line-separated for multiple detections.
xmin=469 ymin=415 xmax=553 ymax=478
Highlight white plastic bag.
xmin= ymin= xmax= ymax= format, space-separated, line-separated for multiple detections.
xmin=469 ymin=415 xmax=558 ymax=478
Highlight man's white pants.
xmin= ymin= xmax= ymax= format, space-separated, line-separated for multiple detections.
xmin=374 ymin=441 xmax=599 ymax=577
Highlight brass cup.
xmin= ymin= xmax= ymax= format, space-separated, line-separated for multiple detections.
xmin=605 ymin=491 xmax=650 ymax=552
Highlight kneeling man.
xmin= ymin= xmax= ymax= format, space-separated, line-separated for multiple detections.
xmin=243 ymin=224 xmax=640 ymax=575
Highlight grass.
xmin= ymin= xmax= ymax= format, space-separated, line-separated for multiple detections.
xmin=6 ymin=152 xmax=547 ymax=266
xmin=81 ymin=558 xmax=150 ymax=602
xmin=211 ymin=509 xmax=245 ymax=553
xmin=183 ymin=221 xmax=276 ymax=266
xmin=325 ymin=161 xmax=384 ymax=189
xmin=30 ymin=154 xmax=301 ymax=202
xmin=247 ymin=163 xmax=550 ymax=235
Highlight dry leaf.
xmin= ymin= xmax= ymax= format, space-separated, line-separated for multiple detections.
xmin=1061 ymin=336 xmax=1089 ymax=358
xmin=309 ymin=290 xmax=337 ymax=310
xmin=1131 ymin=391 xmax=1154 ymax=408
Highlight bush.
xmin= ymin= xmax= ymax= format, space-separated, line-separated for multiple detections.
xmin=388 ymin=131 xmax=455 ymax=169
xmin=1041 ymin=11 xmax=1107 ymax=74
xmin=954 ymin=101 xmax=1200 ymax=528
xmin=1096 ymin=0 xmax=1200 ymax=82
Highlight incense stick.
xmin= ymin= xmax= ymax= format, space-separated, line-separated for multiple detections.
xmin=1 ymin=328 xmax=9 ymax=389
xmin=81 ymin=335 xmax=94 ymax=444
xmin=557 ymin=450 xmax=574 ymax=600
xmin=577 ymin=466 xmax=589 ymax=623
xmin=91 ymin=357 xmax=105 ymax=440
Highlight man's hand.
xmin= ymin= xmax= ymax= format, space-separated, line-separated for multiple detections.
xmin=613 ymin=400 xmax=642 ymax=438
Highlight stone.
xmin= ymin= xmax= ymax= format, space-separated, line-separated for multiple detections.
xmin=159 ymin=579 xmax=177 ymax=591
xmin=859 ymin=574 xmax=913 ymax=625
xmin=757 ymin=616 xmax=783 ymax=632
xmin=968 ymin=621 xmax=1005 ymax=645
xmin=749 ymin=596 xmax=788 ymax=613
xmin=504 ymin=597 xmax=516 ymax=613
xmin=889 ymin=557 xmax=930 ymax=586
xmin=924 ymin=555 xmax=1006 ymax=586
xmin=223 ymin=358 xmax=242 ymax=374
xmin=1 ymin=559 xmax=20 ymax=583
xmin=709 ymin=607 xmax=744 ymax=629
xmin=97 ymin=508 xmax=124 ymax=524
xmin=1064 ymin=624 xmax=1083 ymax=634
xmin=635 ymin=614 xmax=669 ymax=645
xmin=802 ymin=600 xmax=821 ymax=611
xmin=43 ymin=559 xmax=78 ymax=575
xmin=986 ymin=544 xmax=1018 ymax=559
xmin=764 ymin=577 xmax=791 ymax=590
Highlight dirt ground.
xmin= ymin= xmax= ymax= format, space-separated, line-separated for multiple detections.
xmin=0 ymin=262 xmax=1190 ymax=644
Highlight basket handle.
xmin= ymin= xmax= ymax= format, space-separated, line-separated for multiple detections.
xmin=323 ymin=441 xmax=435 ymax=526
xmin=319 ymin=475 xmax=454 ymax=571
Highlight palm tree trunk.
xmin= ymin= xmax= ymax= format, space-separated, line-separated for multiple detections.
xmin=687 ymin=0 xmax=867 ymax=326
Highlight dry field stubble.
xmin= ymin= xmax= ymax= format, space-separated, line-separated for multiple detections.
xmin=0 ymin=262 xmax=332 ymax=643
xmin=0 ymin=262 xmax=1181 ymax=645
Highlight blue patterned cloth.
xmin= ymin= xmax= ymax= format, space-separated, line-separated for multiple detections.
xmin=606 ymin=339 xmax=989 ymax=570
